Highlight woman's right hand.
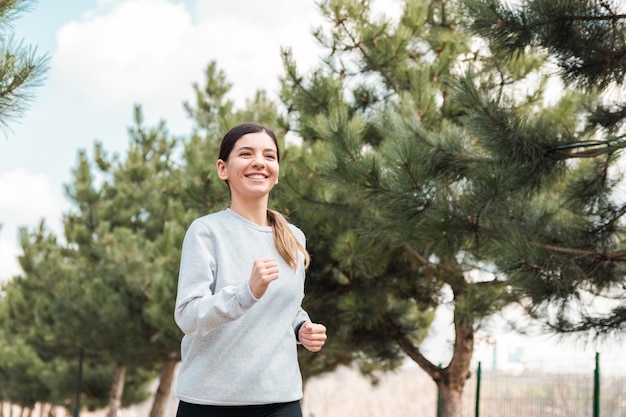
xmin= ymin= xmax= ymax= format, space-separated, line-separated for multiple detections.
xmin=249 ymin=258 xmax=279 ymax=299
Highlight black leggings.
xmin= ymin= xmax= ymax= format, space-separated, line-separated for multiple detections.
xmin=176 ymin=400 xmax=303 ymax=417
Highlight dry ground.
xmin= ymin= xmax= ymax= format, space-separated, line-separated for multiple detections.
xmin=2 ymin=365 xmax=438 ymax=417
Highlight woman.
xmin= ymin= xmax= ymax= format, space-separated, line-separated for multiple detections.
xmin=174 ymin=123 xmax=327 ymax=417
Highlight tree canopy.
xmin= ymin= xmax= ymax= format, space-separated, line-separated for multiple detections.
xmin=276 ymin=0 xmax=626 ymax=415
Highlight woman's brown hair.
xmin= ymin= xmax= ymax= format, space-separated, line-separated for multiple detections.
xmin=218 ymin=123 xmax=310 ymax=270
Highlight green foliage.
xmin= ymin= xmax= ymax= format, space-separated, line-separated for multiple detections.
xmin=0 ymin=333 xmax=48 ymax=407
xmin=279 ymin=0 xmax=626 ymax=415
xmin=463 ymin=0 xmax=626 ymax=88
xmin=0 ymin=0 xmax=48 ymax=134
xmin=0 ymin=107 xmax=186 ymax=411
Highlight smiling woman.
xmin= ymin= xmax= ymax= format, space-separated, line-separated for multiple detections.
xmin=173 ymin=122 xmax=327 ymax=417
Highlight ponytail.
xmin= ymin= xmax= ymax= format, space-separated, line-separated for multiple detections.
xmin=267 ymin=209 xmax=310 ymax=270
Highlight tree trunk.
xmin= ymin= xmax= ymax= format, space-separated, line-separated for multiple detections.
xmin=40 ymin=403 xmax=51 ymax=417
xmin=381 ymin=302 xmax=474 ymax=417
xmin=148 ymin=352 xmax=178 ymax=417
xmin=438 ymin=312 xmax=475 ymax=417
xmin=438 ymin=382 xmax=464 ymax=417
xmin=106 ymin=363 xmax=126 ymax=417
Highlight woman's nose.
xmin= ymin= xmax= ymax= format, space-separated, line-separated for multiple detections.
xmin=251 ymin=154 xmax=265 ymax=167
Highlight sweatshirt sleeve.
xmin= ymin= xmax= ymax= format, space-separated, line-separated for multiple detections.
xmin=292 ymin=308 xmax=311 ymax=343
xmin=288 ymin=224 xmax=312 ymax=340
xmin=174 ymin=220 xmax=259 ymax=336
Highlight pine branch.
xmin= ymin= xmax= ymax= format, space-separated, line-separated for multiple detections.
xmin=541 ymin=244 xmax=626 ymax=262
xmin=497 ymin=13 xmax=626 ymax=32
xmin=337 ymin=20 xmax=401 ymax=93
xmin=524 ymin=244 xmax=626 ymax=279
xmin=403 ymin=244 xmax=436 ymax=276
xmin=546 ymin=137 xmax=626 ymax=158
xmin=548 ymin=306 xmax=626 ymax=337
xmin=280 ymin=49 xmax=330 ymax=115
xmin=379 ymin=313 xmax=442 ymax=380
xmin=485 ymin=0 xmax=626 ymax=35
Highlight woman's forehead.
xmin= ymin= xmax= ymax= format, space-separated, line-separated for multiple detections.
xmin=235 ymin=131 xmax=277 ymax=150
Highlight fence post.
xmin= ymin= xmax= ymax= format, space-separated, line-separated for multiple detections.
xmin=437 ymin=363 xmax=442 ymax=417
xmin=475 ymin=362 xmax=482 ymax=417
xmin=73 ymin=347 xmax=84 ymax=417
xmin=593 ymin=352 xmax=600 ymax=417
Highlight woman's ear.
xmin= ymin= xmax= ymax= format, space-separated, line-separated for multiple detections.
xmin=216 ymin=159 xmax=228 ymax=180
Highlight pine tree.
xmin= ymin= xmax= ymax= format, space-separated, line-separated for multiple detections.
xmin=1 ymin=222 xmax=155 ymax=412
xmin=0 ymin=322 xmax=49 ymax=411
xmin=0 ymin=0 xmax=48 ymax=266
xmin=2 ymin=107 xmax=185 ymax=416
xmin=0 ymin=0 xmax=48 ymax=134
xmin=0 ymin=4 xmax=48 ymax=408
xmin=279 ymin=0 xmax=626 ymax=416
xmin=464 ymin=0 xmax=626 ymax=335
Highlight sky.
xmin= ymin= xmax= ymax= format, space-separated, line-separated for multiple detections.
xmin=0 ymin=0 xmax=331 ymax=281
xmin=0 ymin=0 xmax=622 ymax=369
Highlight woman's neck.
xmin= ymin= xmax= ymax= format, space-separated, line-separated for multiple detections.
xmin=229 ymin=199 xmax=270 ymax=226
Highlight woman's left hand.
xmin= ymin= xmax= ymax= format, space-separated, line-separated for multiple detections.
xmin=298 ymin=321 xmax=327 ymax=352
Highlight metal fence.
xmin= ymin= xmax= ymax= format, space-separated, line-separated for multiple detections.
xmin=457 ymin=353 xmax=626 ymax=417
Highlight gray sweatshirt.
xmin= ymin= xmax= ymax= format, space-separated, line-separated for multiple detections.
xmin=174 ymin=208 xmax=310 ymax=405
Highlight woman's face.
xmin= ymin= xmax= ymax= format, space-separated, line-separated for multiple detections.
xmin=216 ymin=131 xmax=279 ymax=201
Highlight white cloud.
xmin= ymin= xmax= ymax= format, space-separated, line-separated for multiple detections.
xmin=0 ymin=237 xmax=22 ymax=282
xmin=0 ymin=169 xmax=64 ymax=281
xmin=191 ymin=0 xmax=327 ymax=106
xmin=47 ymin=0 xmax=327 ymax=139
xmin=53 ymin=0 xmax=206 ymax=128
xmin=0 ymin=169 xmax=63 ymax=227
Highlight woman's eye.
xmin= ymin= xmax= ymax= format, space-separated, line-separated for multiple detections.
xmin=266 ymin=154 xmax=276 ymax=160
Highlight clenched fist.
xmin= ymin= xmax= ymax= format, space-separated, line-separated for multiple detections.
xmin=248 ymin=258 xmax=279 ymax=299
xmin=298 ymin=321 xmax=327 ymax=352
